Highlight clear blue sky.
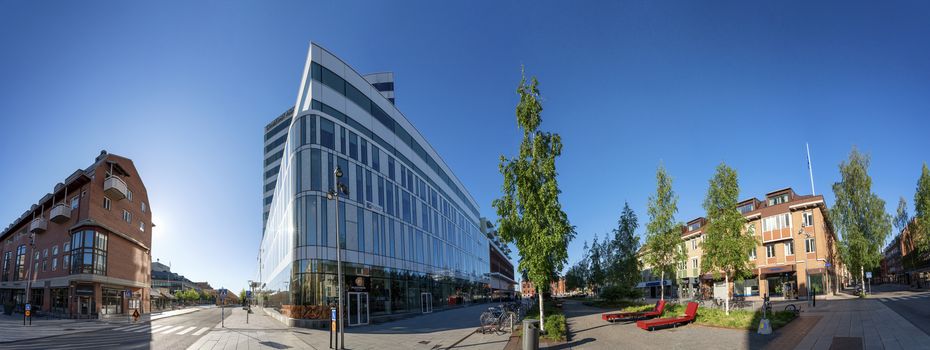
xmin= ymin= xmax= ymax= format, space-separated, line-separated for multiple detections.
xmin=2 ymin=1 xmax=929 ymax=291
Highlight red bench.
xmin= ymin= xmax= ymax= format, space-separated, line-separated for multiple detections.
xmin=602 ymin=300 xmax=666 ymax=323
xmin=636 ymin=302 xmax=698 ymax=331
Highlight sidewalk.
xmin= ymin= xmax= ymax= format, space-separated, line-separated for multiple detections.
xmin=187 ymin=303 xmax=511 ymax=350
xmin=792 ymin=298 xmax=930 ymax=350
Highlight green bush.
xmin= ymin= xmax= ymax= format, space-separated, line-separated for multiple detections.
xmin=599 ymin=285 xmax=642 ymax=301
xmin=542 ymin=313 xmax=567 ymax=341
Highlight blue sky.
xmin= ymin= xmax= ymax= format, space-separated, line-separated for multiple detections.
xmin=2 ymin=1 xmax=929 ymax=291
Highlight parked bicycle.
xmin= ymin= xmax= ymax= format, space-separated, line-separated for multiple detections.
xmin=479 ymin=303 xmax=519 ymax=334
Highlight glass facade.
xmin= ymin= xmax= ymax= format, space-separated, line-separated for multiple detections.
xmin=70 ymin=230 xmax=107 ymax=275
xmin=260 ymin=45 xmax=492 ymax=323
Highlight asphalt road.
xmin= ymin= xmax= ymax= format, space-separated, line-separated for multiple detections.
xmin=877 ymin=290 xmax=930 ymax=337
xmin=0 ymin=307 xmax=229 ymax=350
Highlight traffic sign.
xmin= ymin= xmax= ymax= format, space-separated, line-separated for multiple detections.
xmin=331 ymin=308 xmax=337 ymax=321
xmin=246 ymin=290 xmax=252 ymax=299
xmin=825 ymin=262 xmax=831 ymax=267
xmin=219 ymin=288 xmax=228 ymax=300
xmin=25 ymin=303 xmax=31 ymax=311
xmin=866 ymin=271 xmax=873 ymax=279
xmin=124 ymin=289 xmax=132 ymax=298
xmin=25 ymin=310 xmax=31 ymax=317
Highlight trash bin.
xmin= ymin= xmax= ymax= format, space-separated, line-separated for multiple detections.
xmin=522 ymin=319 xmax=539 ymax=350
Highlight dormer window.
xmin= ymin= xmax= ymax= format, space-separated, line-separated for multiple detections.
xmin=687 ymin=222 xmax=702 ymax=231
xmin=738 ymin=203 xmax=754 ymax=214
xmin=768 ymin=194 xmax=789 ymax=206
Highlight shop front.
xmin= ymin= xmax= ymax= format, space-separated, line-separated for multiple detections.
xmin=760 ymin=265 xmax=798 ymax=299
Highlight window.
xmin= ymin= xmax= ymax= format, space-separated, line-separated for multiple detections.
xmin=123 ymin=210 xmax=131 ymax=223
xmin=103 ymin=197 xmax=111 ymax=211
xmin=141 ymin=202 xmax=147 ymax=213
xmin=749 ymin=247 xmax=757 ymax=260
xmin=63 ymin=254 xmax=70 ymax=274
xmin=688 ymin=222 xmax=701 ymax=231
xmin=340 ymin=128 xmax=346 ymax=155
xmin=1 ymin=251 xmax=11 ymax=282
xmin=361 ymin=139 xmax=368 ymax=166
xmin=691 ymin=258 xmax=698 ymax=269
xmin=348 ymin=132 xmax=359 ymax=160
xmin=64 ymin=243 xmax=70 ymax=251
xmin=14 ymin=245 xmax=26 ymax=280
xmin=768 ymin=194 xmax=789 ymax=206
xmin=784 ymin=241 xmax=794 ymax=256
xmin=127 ymin=189 xmax=133 ymax=201
xmin=765 ymin=244 xmax=776 ymax=258
xmin=691 ymin=238 xmax=698 ymax=250
xmin=70 ymin=230 xmax=107 ymax=275
xmin=805 ymin=237 xmax=816 ymax=253
xmin=139 ymin=221 xmax=145 ymax=231
xmin=42 ymin=259 xmax=47 ymax=272
xmin=762 ymin=213 xmax=791 ymax=232
xmin=802 ymin=211 xmax=814 ymax=227
xmin=43 ymin=248 xmax=48 ymax=258
xmin=738 ymin=203 xmax=755 ymax=214
xmin=71 ymin=196 xmax=80 ymax=210
xmin=320 ymin=118 xmax=335 ymax=149
xmin=52 ymin=258 xmax=57 ymax=271
xmin=372 ymin=146 xmax=380 ymax=172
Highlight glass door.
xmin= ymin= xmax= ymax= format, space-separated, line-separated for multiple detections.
xmin=420 ymin=292 xmax=432 ymax=314
xmin=347 ymin=292 xmax=369 ymax=326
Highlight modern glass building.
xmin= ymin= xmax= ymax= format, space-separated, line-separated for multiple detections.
xmin=258 ymin=43 xmax=499 ymax=327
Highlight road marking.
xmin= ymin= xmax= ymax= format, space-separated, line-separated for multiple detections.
xmin=120 ymin=325 xmax=149 ymax=332
xmin=134 ymin=325 xmax=165 ymax=332
xmin=880 ymin=298 xmax=889 ymax=302
xmin=193 ymin=327 xmax=210 ymax=336
xmin=177 ymin=326 xmax=197 ymax=335
xmin=113 ymin=325 xmax=142 ymax=331
xmin=157 ymin=326 xmax=185 ymax=334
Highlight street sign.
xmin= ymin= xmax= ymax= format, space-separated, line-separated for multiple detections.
xmin=219 ymin=288 xmax=228 ymax=300
xmin=25 ymin=303 xmax=31 ymax=311
xmin=124 ymin=289 xmax=132 ymax=298
xmin=866 ymin=271 xmax=873 ymax=279
xmin=331 ymin=308 xmax=337 ymax=321
xmin=25 ymin=310 xmax=30 ymax=317
xmin=246 ymin=290 xmax=252 ymax=299
xmin=825 ymin=262 xmax=832 ymax=267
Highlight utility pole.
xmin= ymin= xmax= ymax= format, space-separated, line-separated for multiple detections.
xmin=329 ymin=166 xmax=347 ymax=350
xmin=806 ymin=143 xmax=815 ymax=195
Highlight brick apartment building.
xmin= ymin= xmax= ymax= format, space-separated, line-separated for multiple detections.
xmin=638 ymin=187 xmax=846 ymax=300
xmin=0 ymin=151 xmax=152 ymax=318
xmin=521 ymin=278 xmax=567 ymax=298
xmin=682 ymin=188 xmax=845 ymax=300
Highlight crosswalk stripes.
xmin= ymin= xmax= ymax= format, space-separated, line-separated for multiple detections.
xmin=157 ymin=325 xmax=186 ymax=334
xmin=877 ymin=293 xmax=930 ymax=303
xmin=114 ymin=323 xmax=212 ymax=336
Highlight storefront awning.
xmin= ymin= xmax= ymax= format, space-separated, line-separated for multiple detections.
xmin=760 ymin=265 xmax=796 ymax=275
xmin=635 ymin=280 xmax=673 ymax=288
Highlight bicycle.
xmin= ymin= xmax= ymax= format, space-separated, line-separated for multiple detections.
xmin=783 ymin=304 xmax=800 ymax=316
xmin=479 ymin=304 xmax=517 ymax=334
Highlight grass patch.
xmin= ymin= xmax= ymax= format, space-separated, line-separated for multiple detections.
xmin=524 ymin=300 xmax=568 ymax=342
xmin=651 ymin=304 xmax=797 ymax=330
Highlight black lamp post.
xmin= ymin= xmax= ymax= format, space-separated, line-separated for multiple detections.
xmin=327 ymin=166 xmax=348 ymax=349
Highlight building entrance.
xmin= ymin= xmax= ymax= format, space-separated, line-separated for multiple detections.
xmin=347 ymin=292 xmax=369 ymax=326
xmin=420 ymin=292 xmax=433 ymax=313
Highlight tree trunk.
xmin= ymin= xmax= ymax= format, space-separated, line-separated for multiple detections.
xmin=860 ymin=266 xmax=865 ymax=295
xmin=660 ymin=271 xmax=665 ymax=301
xmin=724 ymin=274 xmax=730 ymax=315
xmin=538 ymin=286 xmax=546 ymax=333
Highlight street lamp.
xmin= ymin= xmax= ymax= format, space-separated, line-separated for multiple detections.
xmin=328 ymin=166 xmax=348 ymax=350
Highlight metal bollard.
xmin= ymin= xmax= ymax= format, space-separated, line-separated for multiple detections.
xmin=522 ymin=319 xmax=539 ymax=350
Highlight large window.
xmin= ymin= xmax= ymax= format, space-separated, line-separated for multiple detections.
xmin=1 ymin=251 xmax=11 ymax=281
xmin=765 ymin=244 xmax=776 ymax=258
xmin=320 ymin=118 xmax=335 ymax=149
xmin=768 ymin=194 xmax=789 ymax=206
xmin=784 ymin=241 xmax=794 ymax=256
xmin=70 ymin=230 xmax=108 ymax=275
xmin=762 ymin=213 xmax=791 ymax=232
xmin=14 ymin=245 xmax=26 ymax=281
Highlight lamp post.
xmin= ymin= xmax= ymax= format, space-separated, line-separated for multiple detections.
xmin=327 ymin=166 xmax=348 ymax=350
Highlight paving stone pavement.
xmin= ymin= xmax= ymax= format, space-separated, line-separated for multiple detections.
xmin=794 ymin=298 xmax=930 ymax=350
xmin=187 ymin=303 xmax=511 ymax=350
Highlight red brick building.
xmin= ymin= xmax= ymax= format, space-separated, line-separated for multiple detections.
xmin=521 ymin=278 xmax=567 ymax=298
xmin=0 ymin=151 xmax=152 ymax=318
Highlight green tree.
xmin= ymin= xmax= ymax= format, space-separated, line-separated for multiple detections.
xmin=832 ymin=148 xmax=892 ymax=291
xmin=589 ymin=234 xmax=605 ymax=295
xmin=915 ymin=163 xmax=930 ymax=253
xmin=608 ymin=202 xmax=640 ymax=296
xmin=894 ymin=197 xmax=910 ymax=234
xmin=643 ymin=164 xmax=685 ymax=301
xmin=493 ymin=70 xmax=574 ymax=333
xmin=699 ymin=163 xmax=757 ymax=315
xmin=564 ymin=262 xmax=586 ymax=292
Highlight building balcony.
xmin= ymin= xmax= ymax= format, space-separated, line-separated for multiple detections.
xmin=50 ymin=203 xmax=71 ymax=223
xmin=104 ymin=176 xmax=128 ymax=200
xmin=29 ymin=217 xmax=47 ymax=233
